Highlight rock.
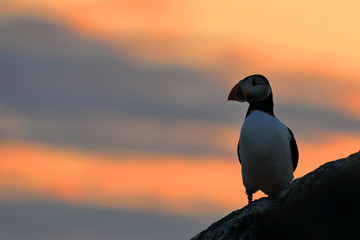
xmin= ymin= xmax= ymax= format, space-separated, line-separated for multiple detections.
xmin=192 ymin=151 xmax=360 ymax=240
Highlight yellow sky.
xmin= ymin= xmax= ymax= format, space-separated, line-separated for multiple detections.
xmin=2 ymin=0 xmax=360 ymax=78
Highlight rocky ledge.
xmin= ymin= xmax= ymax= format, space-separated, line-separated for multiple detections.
xmin=192 ymin=151 xmax=360 ymax=240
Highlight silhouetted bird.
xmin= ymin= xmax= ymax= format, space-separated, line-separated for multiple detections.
xmin=228 ymin=74 xmax=298 ymax=204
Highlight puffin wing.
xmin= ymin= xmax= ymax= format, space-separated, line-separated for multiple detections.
xmin=287 ymin=127 xmax=299 ymax=171
xmin=237 ymin=139 xmax=241 ymax=164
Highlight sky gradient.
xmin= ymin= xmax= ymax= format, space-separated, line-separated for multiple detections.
xmin=1 ymin=1 xmax=360 ymax=239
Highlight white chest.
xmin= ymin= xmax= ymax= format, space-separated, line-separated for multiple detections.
xmin=239 ymin=110 xmax=293 ymax=194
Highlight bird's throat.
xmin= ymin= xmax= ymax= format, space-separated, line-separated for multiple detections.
xmin=246 ymin=95 xmax=274 ymax=118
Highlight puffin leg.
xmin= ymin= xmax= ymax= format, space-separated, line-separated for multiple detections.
xmin=247 ymin=193 xmax=253 ymax=204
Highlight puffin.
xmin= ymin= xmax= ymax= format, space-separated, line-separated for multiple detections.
xmin=228 ymin=74 xmax=298 ymax=204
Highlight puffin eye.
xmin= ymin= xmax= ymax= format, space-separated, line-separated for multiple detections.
xmin=252 ymin=79 xmax=258 ymax=86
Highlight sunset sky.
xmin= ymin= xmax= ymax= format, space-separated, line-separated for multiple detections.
xmin=1 ymin=1 xmax=360 ymax=239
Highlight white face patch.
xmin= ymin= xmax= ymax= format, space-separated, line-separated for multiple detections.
xmin=241 ymin=76 xmax=272 ymax=102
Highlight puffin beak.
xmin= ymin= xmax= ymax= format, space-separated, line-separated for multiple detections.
xmin=228 ymin=81 xmax=246 ymax=102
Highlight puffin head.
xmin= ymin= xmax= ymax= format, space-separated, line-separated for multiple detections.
xmin=228 ymin=74 xmax=272 ymax=103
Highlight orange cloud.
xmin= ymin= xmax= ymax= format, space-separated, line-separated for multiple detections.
xmin=1 ymin=0 xmax=194 ymax=36
xmin=0 ymin=142 xmax=245 ymax=214
xmin=1 ymin=135 xmax=359 ymax=214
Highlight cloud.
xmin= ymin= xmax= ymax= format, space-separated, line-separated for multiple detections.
xmin=0 ymin=143 xmax=244 ymax=213
xmin=0 ymin=17 xmax=240 ymax=156
xmin=276 ymin=104 xmax=360 ymax=141
xmin=271 ymin=71 xmax=360 ymax=141
xmin=0 ymin=16 xmax=359 ymax=157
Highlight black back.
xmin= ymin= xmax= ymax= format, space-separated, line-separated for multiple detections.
xmin=287 ymin=127 xmax=299 ymax=171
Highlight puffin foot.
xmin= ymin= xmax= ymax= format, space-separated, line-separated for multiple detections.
xmin=247 ymin=194 xmax=253 ymax=204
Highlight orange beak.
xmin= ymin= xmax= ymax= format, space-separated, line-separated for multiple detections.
xmin=228 ymin=82 xmax=245 ymax=102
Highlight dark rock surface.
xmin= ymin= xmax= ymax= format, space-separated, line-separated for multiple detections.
xmin=192 ymin=151 xmax=360 ymax=240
